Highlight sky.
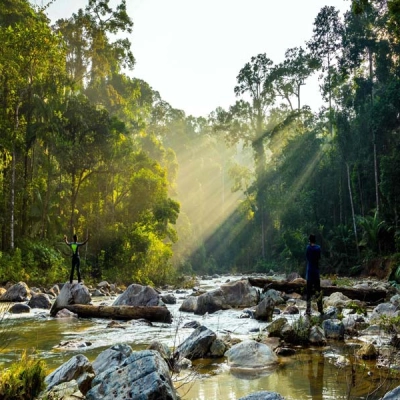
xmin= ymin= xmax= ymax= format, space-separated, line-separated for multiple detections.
xmin=41 ymin=0 xmax=351 ymax=117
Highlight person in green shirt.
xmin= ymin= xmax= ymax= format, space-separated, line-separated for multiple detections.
xmin=64 ymin=234 xmax=89 ymax=284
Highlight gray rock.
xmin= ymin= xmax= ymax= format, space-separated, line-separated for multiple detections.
xmin=161 ymin=293 xmax=177 ymax=304
xmin=0 ymin=282 xmax=30 ymax=302
xmin=370 ymin=303 xmax=400 ymax=322
xmin=50 ymin=283 xmax=91 ymax=317
xmin=381 ymin=385 xmax=400 ymax=399
xmin=92 ymin=344 xmax=133 ymax=375
xmin=87 ymin=350 xmax=177 ymax=400
xmin=28 ymin=293 xmax=52 ymax=309
xmin=179 ymin=296 xmax=198 ymax=312
xmin=174 ymin=325 xmax=216 ymax=360
xmin=322 ymin=319 xmax=345 ymax=340
xmin=225 ymin=340 xmax=278 ymax=368
xmin=45 ymin=354 xmax=94 ymax=395
xmin=112 ymin=284 xmax=161 ymax=306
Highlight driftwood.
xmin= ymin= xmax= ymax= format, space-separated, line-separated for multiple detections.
xmin=63 ymin=304 xmax=172 ymax=323
xmin=248 ymin=277 xmax=388 ymax=304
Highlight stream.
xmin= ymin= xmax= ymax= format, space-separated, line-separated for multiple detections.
xmin=0 ymin=275 xmax=399 ymax=399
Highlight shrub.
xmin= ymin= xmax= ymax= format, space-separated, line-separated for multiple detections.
xmin=0 ymin=350 xmax=46 ymax=400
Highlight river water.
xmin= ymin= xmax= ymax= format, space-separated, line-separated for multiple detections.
xmin=0 ymin=276 xmax=399 ymax=399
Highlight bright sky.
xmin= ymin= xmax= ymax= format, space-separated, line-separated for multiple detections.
xmin=42 ymin=0 xmax=351 ymax=117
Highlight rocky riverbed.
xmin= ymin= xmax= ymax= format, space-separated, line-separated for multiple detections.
xmin=1 ymin=274 xmax=400 ymax=399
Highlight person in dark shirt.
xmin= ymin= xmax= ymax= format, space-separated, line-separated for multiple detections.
xmin=64 ymin=234 xmax=89 ymax=284
xmin=305 ymin=234 xmax=323 ymax=315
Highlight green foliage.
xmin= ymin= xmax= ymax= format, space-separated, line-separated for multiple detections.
xmin=0 ymin=350 xmax=46 ymax=400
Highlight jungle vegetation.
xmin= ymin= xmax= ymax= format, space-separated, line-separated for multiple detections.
xmin=1 ymin=0 xmax=400 ymax=286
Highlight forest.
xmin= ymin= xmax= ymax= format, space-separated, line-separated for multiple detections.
xmin=0 ymin=0 xmax=399 ymax=287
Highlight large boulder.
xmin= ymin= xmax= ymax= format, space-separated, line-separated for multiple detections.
xmin=86 ymin=350 xmax=177 ymax=400
xmin=92 ymin=344 xmax=133 ymax=375
xmin=44 ymin=354 xmax=94 ymax=395
xmin=255 ymin=289 xmax=284 ymax=321
xmin=381 ymin=385 xmax=400 ymax=399
xmin=370 ymin=302 xmax=400 ymax=323
xmin=195 ymin=279 xmax=258 ymax=315
xmin=0 ymin=282 xmax=30 ymax=302
xmin=174 ymin=325 xmax=216 ymax=360
xmin=225 ymin=340 xmax=278 ymax=369
xmin=50 ymin=283 xmax=91 ymax=317
xmin=112 ymin=284 xmax=162 ymax=306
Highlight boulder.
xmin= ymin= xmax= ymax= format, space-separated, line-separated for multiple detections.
xmin=86 ymin=350 xmax=177 ymax=400
xmin=55 ymin=308 xmax=78 ymax=318
xmin=179 ymin=296 xmax=198 ymax=312
xmin=161 ymin=293 xmax=177 ymax=304
xmin=0 ymin=282 xmax=30 ymax=302
xmin=92 ymin=344 xmax=133 ymax=375
xmin=194 ymin=280 xmax=259 ymax=315
xmin=225 ymin=340 xmax=278 ymax=369
xmin=50 ymin=283 xmax=91 ymax=317
xmin=381 ymin=385 xmax=400 ymax=399
xmin=45 ymin=354 xmax=94 ymax=395
xmin=9 ymin=303 xmax=31 ymax=314
xmin=357 ymin=343 xmax=377 ymax=360
xmin=174 ymin=325 xmax=216 ymax=360
xmin=370 ymin=303 xmax=400 ymax=323
xmin=112 ymin=284 xmax=161 ymax=306
xmin=309 ymin=326 xmax=326 ymax=346
xmin=28 ymin=293 xmax=52 ymax=309
xmin=322 ymin=319 xmax=345 ymax=340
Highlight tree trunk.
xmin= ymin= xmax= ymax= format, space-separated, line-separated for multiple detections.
xmin=248 ymin=277 xmax=387 ymax=304
xmin=63 ymin=304 xmax=172 ymax=323
xmin=346 ymin=162 xmax=360 ymax=258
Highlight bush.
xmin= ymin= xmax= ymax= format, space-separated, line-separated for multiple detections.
xmin=0 ymin=350 xmax=46 ymax=400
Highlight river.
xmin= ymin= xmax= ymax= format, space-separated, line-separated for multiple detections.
xmin=0 ymin=275 xmax=399 ymax=399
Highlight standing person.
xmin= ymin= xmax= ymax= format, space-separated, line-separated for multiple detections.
xmin=64 ymin=234 xmax=89 ymax=284
xmin=305 ymin=234 xmax=323 ymax=315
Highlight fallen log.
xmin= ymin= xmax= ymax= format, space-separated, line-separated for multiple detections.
xmin=63 ymin=304 xmax=172 ymax=323
xmin=248 ymin=277 xmax=388 ymax=304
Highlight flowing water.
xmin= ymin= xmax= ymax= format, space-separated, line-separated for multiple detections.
xmin=0 ymin=276 xmax=399 ymax=399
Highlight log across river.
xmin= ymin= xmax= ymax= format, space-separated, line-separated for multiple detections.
xmin=63 ymin=304 xmax=172 ymax=323
xmin=248 ymin=277 xmax=388 ymax=304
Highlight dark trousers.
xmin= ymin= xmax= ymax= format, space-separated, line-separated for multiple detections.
xmin=306 ymin=275 xmax=323 ymax=313
xmin=70 ymin=255 xmax=81 ymax=283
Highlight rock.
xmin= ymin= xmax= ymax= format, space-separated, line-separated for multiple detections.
xmin=0 ymin=282 xmax=30 ymax=302
xmin=97 ymin=281 xmax=110 ymax=290
xmin=238 ymin=391 xmax=285 ymax=400
xmin=324 ymin=292 xmax=352 ymax=308
xmin=370 ymin=303 xmax=400 ymax=322
xmin=266 ymin=317 xmax=289 ymax=338
xmin=147 ymin=341 xmax=172 ymax=362
xmin=275 ymin=347 xmax=296 ymax=356
xmin=195 ymin=280 xmax=259 ymax=315
xmin=174 ymin=325 xmax=216 ymax=360
xmin=45 ymin=354 xmax=94 ymax=395
xmin=381 ymin=385 xmax=400 ymax=399
xmin=9 ymin=303 xmax=31 ymax=313
xmin=55 ymin=340 xmax=92 ymax=350
xmin=28 ymin=293 xmax=52 ymax=309
xmin=50 ymin=282 xmax=91 ymax=317
xmin=38 ymin=380 xmax=84 ymax=400
xmin=255 ymin=289 xmax=284 ymax=321
xmin=112 ymin=283 xmax=162 ymax=306
xmin=357 ymin=343 xmax=377 ymax=360
xmin=86 ymin=350 xmax=177 ymax=400
xmin=309 ymin=326 xmax=326 ymax=346
xmin=55 ymin=308 xmax=78 ymax=318
xmin=282 ymin=305 xmax=299 ymax=315
xmin=0 ymin=288 xmax=6 ymax=296
xmin=182 ymin=320 xmax=201 ymax=329
xmin=209 ymin=338 xmax=228 ymax=357
xmin=225 ymin=340 xmax=278 ymax=369
xmin=92 ymin=344 xmax=133 ymax=375
xmin=322 ymin=319 xmax=345 ymax=340
xmin=179 ymin=296 xmax=198 ymax=312
xmin=161 ymin=293 xmax=177 ymax=304
xmin=286 ymin=272 xmax=301 ymax=282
